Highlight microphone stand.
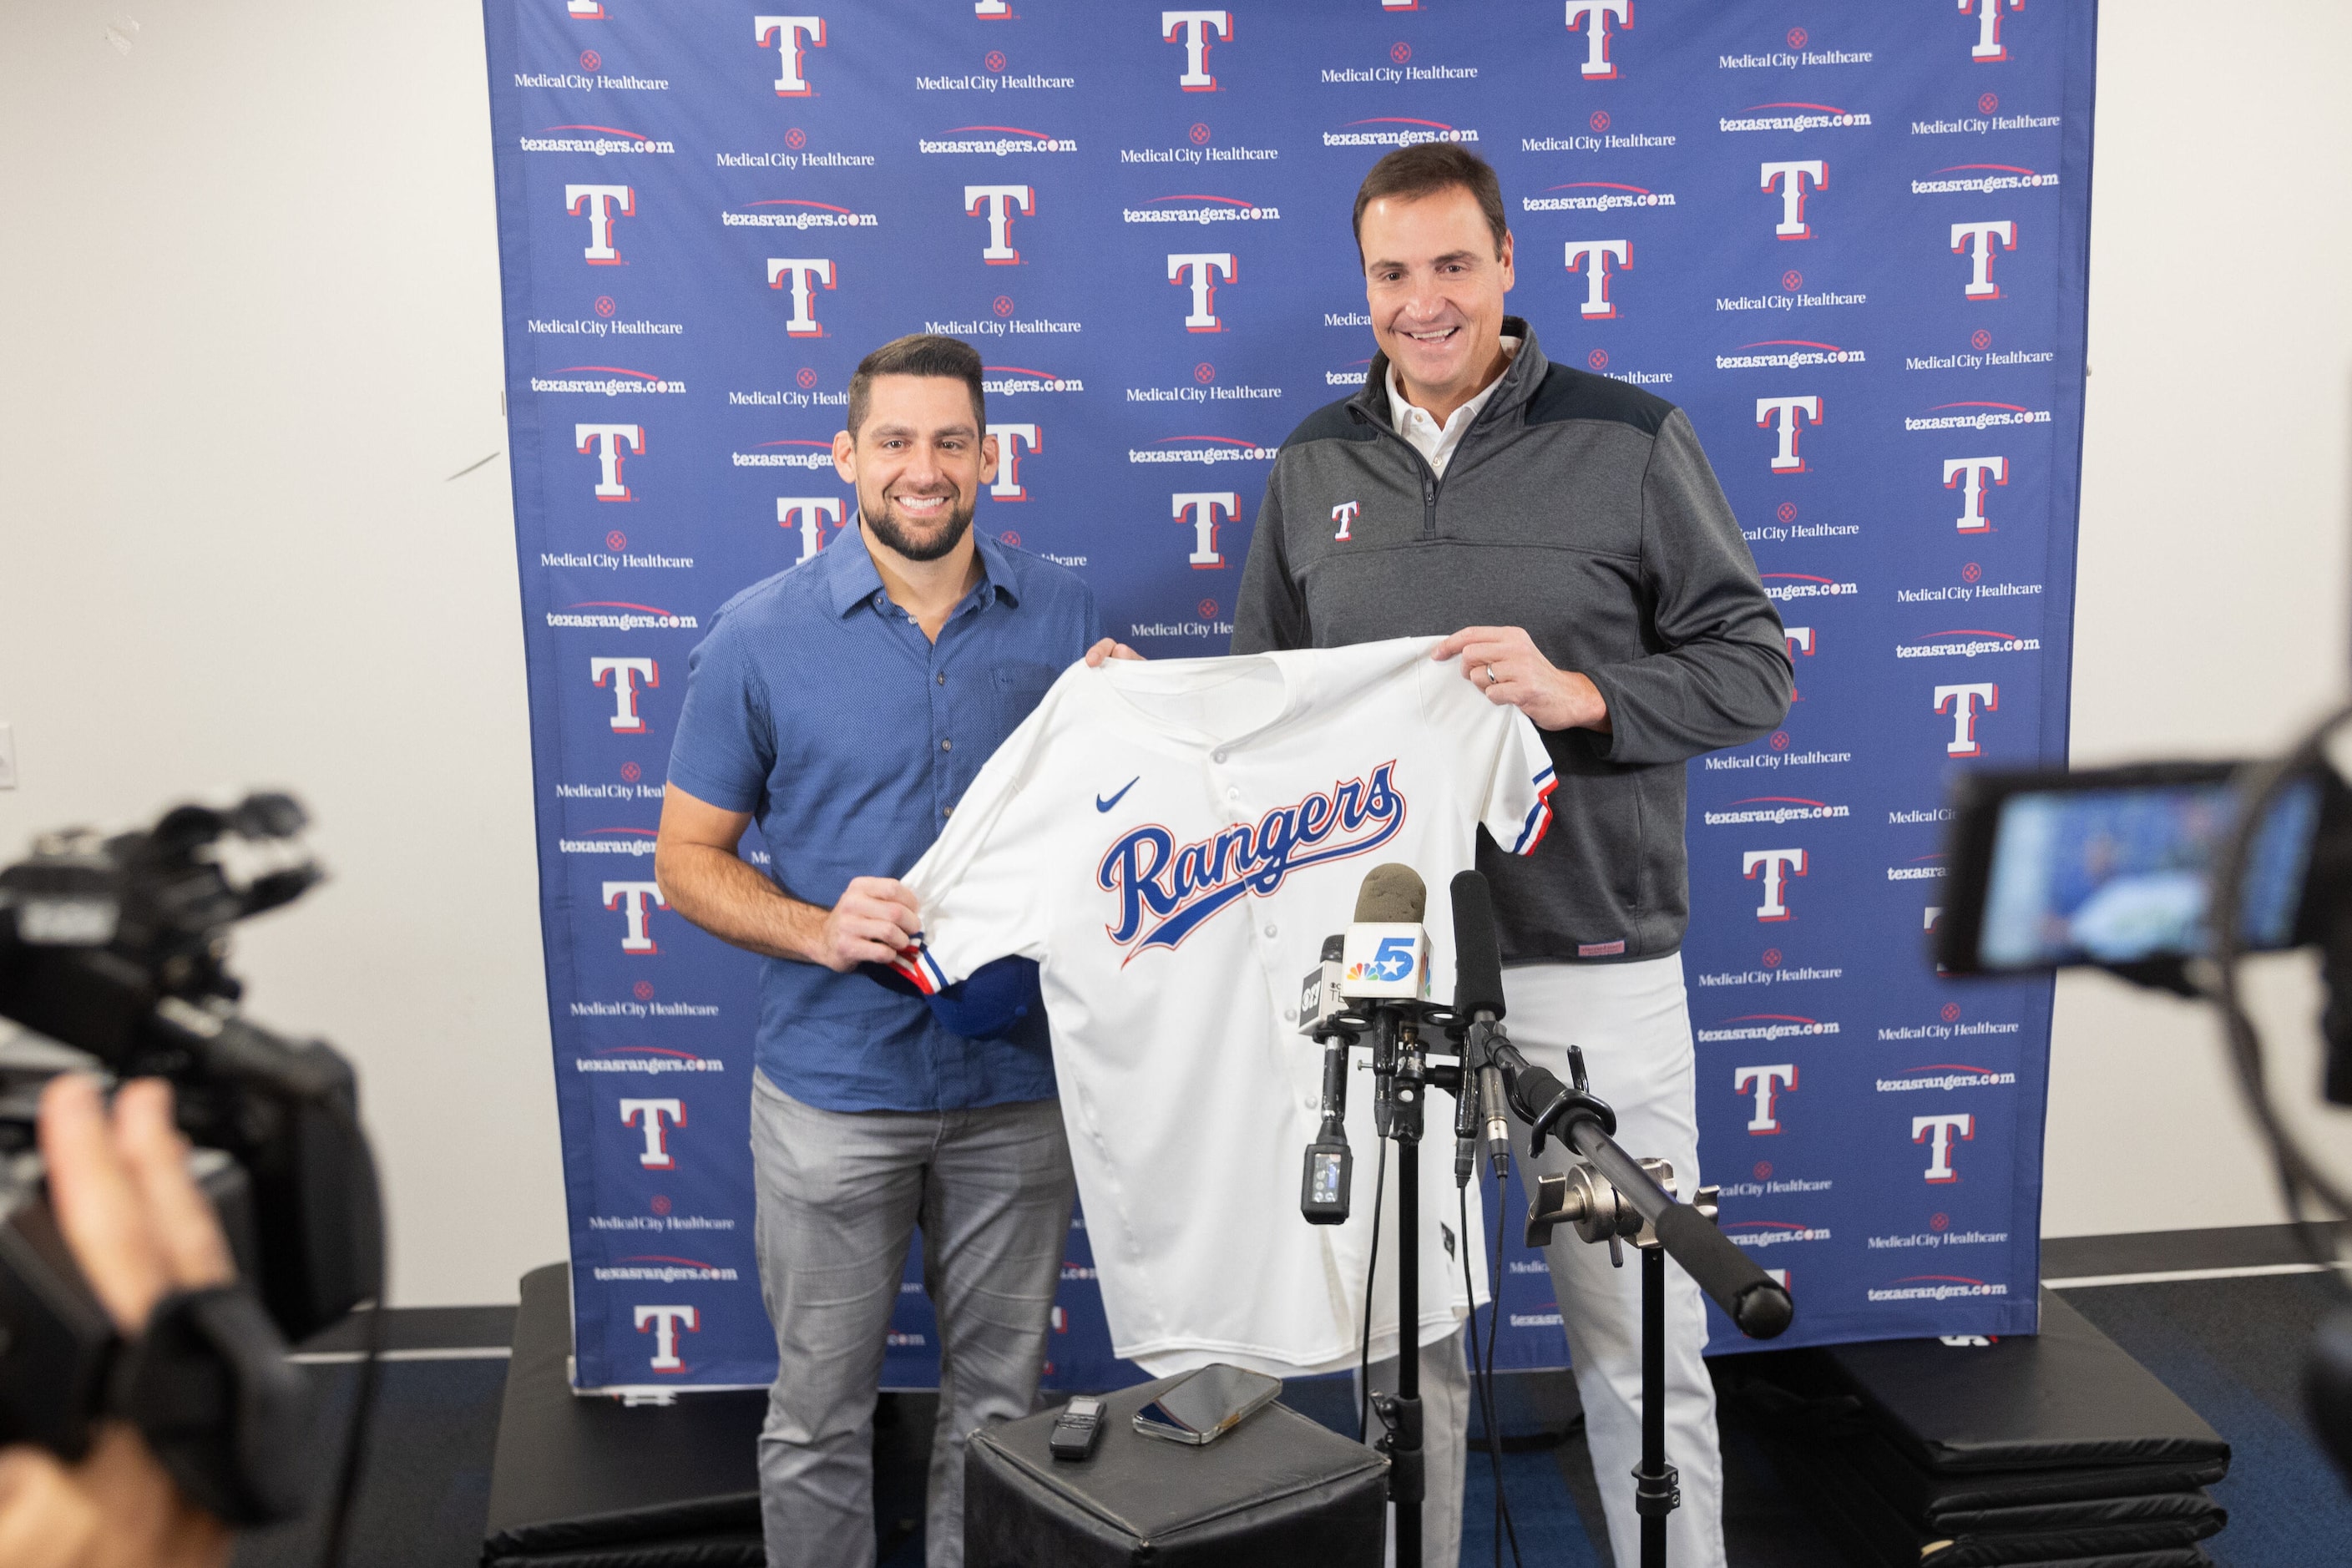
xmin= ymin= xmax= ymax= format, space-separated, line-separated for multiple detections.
xmin=1368 ymin=999 xmax=1429 ymax=1567
xmin=1454 ymin=1018 xmax=1793 ymax=1568
xmin=1311 ymin=1007 xmax=1793 ymax=1568
xmin=1308 ymin=994 xmax=1444 ymax=1568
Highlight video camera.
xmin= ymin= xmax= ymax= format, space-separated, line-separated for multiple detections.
xmin=1934 ymin=716 xmax=2352 ymax=1477
xmin=0 ymin=792 xmax=383 ymax=1525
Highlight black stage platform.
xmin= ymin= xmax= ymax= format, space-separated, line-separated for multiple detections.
xmin=208 ymin=1233 xmax=2352 ymax=1566
xmin=435 ymin=1232 xmax=2341 ymax=1566
xmin=482 ymin=1264 xmax=764 ymax=1566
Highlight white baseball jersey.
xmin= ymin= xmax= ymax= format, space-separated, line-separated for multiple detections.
xmin=890 ymin=635 xmax=1558 ymax=1377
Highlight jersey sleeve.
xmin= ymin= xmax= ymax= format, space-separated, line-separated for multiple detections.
xmin=1483 ymin=709 xmax=1559 ymax=857
xmin=1417 ymin=654 xmax=1560 ymax=858
xmin=887 ymin=677 xmax=1065 ymax=994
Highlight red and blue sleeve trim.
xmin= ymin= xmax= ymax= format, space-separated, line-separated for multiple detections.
xmin=1512 ymin=767 xmax=1558 ymax=857
xmin=889 ymin=937 xmax=948 ymax=995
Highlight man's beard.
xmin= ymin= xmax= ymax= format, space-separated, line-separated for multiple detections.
xmin=862 ymin=488 xmax=974 ymax=564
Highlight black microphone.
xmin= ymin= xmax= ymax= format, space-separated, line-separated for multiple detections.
xmin=1449 ymin=870 xmax=1508 ymax=1023
xmin=1297 ymin=932 xmax=1348 ymax=1039
xmin=1449 ymin=871 xmax=1516 ymax=1181
xmin=1299 ymin=865 xmax=1431 ymax=1223
xmin=1298 ymin=934 xmax=1353 ymax=1226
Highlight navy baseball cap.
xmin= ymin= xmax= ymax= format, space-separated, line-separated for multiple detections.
xmin=861 ymin=953 xmax=1044 ymax=1041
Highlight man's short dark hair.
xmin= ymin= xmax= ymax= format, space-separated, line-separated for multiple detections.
xmin=845 ymin=334 xmax=987 ymax=439
xmin=1351 ymin=144 xmax=1509 ymax=260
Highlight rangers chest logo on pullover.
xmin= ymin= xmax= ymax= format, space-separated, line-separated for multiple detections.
xmin=893 ymin=636 xmax=1556 ymax=1377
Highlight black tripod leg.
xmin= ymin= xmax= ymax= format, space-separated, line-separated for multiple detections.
xmin=1635 ymin=1245 xmax=1678 ymax=1568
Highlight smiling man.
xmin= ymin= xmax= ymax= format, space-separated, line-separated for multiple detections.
xmin=1233 ymin=146 xmax=1791 ymax=1568
xmin=655 ymin=335 xmax=1126 ymax=1568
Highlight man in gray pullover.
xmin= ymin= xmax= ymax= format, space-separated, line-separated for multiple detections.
xmin=1233 ymin=144 xmax=1791 ymax=1568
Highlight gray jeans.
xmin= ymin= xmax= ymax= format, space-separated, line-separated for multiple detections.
xmin=750 ymin=1070 xmax=1076 ymax=1568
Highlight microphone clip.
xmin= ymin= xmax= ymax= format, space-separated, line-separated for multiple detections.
xmin=1511 ymin=1043 xmax=1617 ymax=1161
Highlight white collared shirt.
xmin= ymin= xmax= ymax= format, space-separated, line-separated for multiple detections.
xmin=1385 ymin=335 xmax=1521 ymax=478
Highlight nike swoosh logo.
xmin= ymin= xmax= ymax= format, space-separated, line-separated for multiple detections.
xmin=1095 ymin=776 xmax=1140 ymax=813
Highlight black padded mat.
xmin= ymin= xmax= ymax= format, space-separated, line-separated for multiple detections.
xmin=1738 ymin=1288 xmax=2229 ymax=1476
xmin=484 ymin=1536 xmax=763 ymax=1568
xmin=965 ymin=1374 xmax=1387 ymax=1566
xmin=1765 ymin=1427 xmax=2220 ymax=1568
xmin=1930 ymin=1492 xmax=2219 ymax=1536
xmin=1823 ymin=1291 xmax=2228 ymax=1474
xmin=482 ymin=1264 xmax=766 ymax=1564
xmin=1842 ymin=1428 xmax=2227 ymax=1525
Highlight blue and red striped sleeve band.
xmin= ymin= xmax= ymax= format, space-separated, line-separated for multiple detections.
xmin=889 ymin=938 xmax=948 ymax=995
xmin=1512 ymin=766 xmax=1559 ymax=856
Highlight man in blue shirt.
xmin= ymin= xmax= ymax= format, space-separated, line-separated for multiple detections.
xmin=655 ymin=335 xmax=1128 ymax=1568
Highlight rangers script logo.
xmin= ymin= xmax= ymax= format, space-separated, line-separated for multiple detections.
xmin=1099 ymin=762 xmax=1408 ymax=959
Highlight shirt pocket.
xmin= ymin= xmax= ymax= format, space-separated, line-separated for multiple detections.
xmin=986 ymin=661 xmax=1061 ymax=747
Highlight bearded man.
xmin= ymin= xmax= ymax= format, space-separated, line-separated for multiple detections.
xmin=655 ymin=334 xmax=1127 ymax=1568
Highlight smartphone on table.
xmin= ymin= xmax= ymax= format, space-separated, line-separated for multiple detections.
xmin=1130 ymin=1363 xmax=1282 ymax=1446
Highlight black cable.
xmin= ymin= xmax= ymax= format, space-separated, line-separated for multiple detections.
xmin=1358 ymin=1137 xmax=1388 ymax=1444
xmin=316 ymin=1299 xmax=385 ymax=1568
xmin=1488 ymin=1174 xmax=1522 ymax=1561
xmin=2209 ymin=715 xmax=2352 ymax=1298
xmin=315 ymin=1110 xmax=388 ymax=1568
xmin=1462 ymin=1181 xmax=1521 ymax=1568
xmin=1459 ymin=1185 xmax=1496 ymax=1565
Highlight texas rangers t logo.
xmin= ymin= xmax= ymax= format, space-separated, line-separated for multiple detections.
xmin=1331 ymin=501 xmax=1360 ymax=541
xmin=1098 ymin=762 xmax=1407 ymax=959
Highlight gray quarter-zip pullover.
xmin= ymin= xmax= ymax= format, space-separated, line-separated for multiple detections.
xmin=1232 ymin=320 xmax=1793 ymax=965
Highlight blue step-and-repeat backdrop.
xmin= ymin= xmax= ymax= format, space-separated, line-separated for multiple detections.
xmin=482 ymin=0 xmax=2095 ymax=1390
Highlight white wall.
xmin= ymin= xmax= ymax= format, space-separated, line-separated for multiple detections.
xmin=2046 ymin=0 xmax=2352 ymax=1236
xmin=0 ymin=0 xmax=557 ymax=1305
xmin=2 ymin=2 xmax=2346 ymax=1304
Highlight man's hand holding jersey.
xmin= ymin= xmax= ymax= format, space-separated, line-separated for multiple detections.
xmin=1083 ymin=637 xmax=1140 ymax=666
xmin=656 ymin=791 xmax=916 ymax=973
xmin=1434 ymin=625 xmax=1612 ymax=736
xmin=658 ymin=635 xmax=1140 ymax=971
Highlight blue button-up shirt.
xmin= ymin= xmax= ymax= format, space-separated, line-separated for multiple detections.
xmin=667 ymin=525 xmax=1100 ymax=1112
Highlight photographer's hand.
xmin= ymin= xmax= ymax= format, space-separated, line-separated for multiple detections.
xmin=0 ymin=1076 xmax=235 ymax=1568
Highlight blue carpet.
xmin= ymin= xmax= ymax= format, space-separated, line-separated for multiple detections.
xmin=232 ymin=1359 xmax=505 ymax=1568
xmin=2063 ymin=1275 xmax=2352 ymax=1568
xmin=235 ymin=1269 xmax=2352 ymax=1565
xmin=1464 ymin=1443 xmax=1604 ymax=1568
